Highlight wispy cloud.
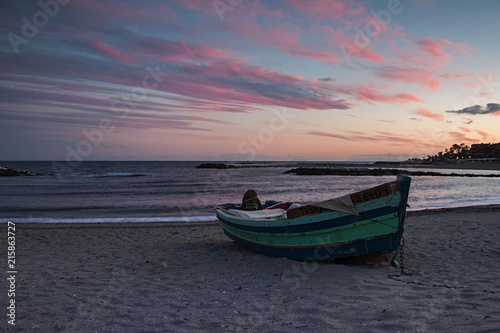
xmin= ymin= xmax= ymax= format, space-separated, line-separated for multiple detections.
xmin=308 ymin=130 xmax=423 ymax=145
xmin=295 ymin=120 xmax=334 ymax=129
xmin=449 ymin=132 xmax=481 ymax=143
xmin=416 ymin=108 xmax=445 ymax=121
xmin=458 ymin=126 xmax=471 ymax=133
xmin=416 ymin=38 xmax=470 ymax=60
xmin=308 ymin=131 xmax=350 ymax=140
xmin=475 ymin=129 xmax=495 ymax=141
xmin=342 ymin=86 xmax=423 ymax=104
xmin=342 ymin=114 xmax=361 ymax=118
xmin=90 ymin=38 xmax=138 ymax=63
xmin=374 ymin=65 xmax=440 ymax=90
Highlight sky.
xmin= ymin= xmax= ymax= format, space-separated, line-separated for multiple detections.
xmin=1 ymin=0 xmax=499 ymax=161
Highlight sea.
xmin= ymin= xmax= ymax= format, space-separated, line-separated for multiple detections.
xmin=1 ymin=161 xmax=500 ymax=224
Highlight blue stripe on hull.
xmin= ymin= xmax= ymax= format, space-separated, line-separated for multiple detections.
xmin=218 ymin=205 xmax=399 ymax=234
xmin=224 ymin=230 xmax=398 ymax=260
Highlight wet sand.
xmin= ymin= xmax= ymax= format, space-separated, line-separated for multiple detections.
xmin=2 ymin=205 xmax=500 ymax=332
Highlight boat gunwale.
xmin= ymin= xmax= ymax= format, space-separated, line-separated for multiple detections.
xmin=217 ymin=205 xmax=401 ymax=235
xmin=214 ymin=190 xmax=402 ymax=228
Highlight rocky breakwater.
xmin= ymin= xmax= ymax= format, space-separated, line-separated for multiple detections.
xmin=283 ymin=167 xmax=500 ymax=177
xmin=0 ymin=166 xmax=35 ymax=177
xmin=196 ymin=163 xmax=234 ymax=169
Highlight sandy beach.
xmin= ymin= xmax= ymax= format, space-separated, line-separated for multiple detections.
xmin=3 ymin=205 xmax=500 ymax=332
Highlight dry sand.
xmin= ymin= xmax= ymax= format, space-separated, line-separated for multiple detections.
xmin=2 ymin=205 xmax=500 ymax=332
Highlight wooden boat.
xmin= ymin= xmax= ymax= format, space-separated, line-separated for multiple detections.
xmin=214 ymin=174 xmax=411 ymax=260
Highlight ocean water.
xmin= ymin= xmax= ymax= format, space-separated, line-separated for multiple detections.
xmin=1 ymin=161 xmax=500 ymax=223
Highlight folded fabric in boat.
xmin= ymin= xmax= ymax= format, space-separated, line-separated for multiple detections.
xmin=226 ymin=208 xmax=287 ymax=219
xmin=312 ymin=194 xmax=360 ymax=216
xmin=225 ymin=203 xmax=302 ymax=219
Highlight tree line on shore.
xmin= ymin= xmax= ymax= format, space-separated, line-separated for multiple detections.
xmin=424 ymin=143 xmax=470 ymax=161
xmin=409 ymin=142 xmax=500 ymax=162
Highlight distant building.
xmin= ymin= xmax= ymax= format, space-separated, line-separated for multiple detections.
xmin=468 ymin=142 xmax=500 ymax=158
xmin=495 ymin=144 xmax=500 ymax=157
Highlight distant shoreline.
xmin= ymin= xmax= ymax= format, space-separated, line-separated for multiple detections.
xmin=282 ymin=167 xmax=500 ymax=177
xmin=196 ymin=160 xmax=500 ymax=171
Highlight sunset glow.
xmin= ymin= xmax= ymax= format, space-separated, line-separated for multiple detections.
xmin=1 ymin=0 xmax=499 ymax=161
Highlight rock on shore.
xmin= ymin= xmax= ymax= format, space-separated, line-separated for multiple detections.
xmin=0 ymin=166 xmax=33 ymax=177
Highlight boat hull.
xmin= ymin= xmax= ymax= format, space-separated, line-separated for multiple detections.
xmin=215 ymin=175 xmax=411 ymax=260
xmin=222 ymin=230 xmax=399 ymax=260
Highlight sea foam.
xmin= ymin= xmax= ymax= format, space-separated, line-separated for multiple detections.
xmin=0 ymin=216 xmax=218 ymax=224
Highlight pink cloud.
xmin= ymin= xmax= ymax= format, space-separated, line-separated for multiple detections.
xmin=308 ymin=131 xmax=350 ymax=140
xmin=75 ymin=31 xmax=352 ymax=111
xmin=296 ymin=121 xmax=334 ymax=129
xmin=374 ymin=134 xmax=421 ymax=145
xmin=475 ymin=129 xmax=494 ymax=140
xmin=392 ymin=93 xmax=423 ymax=103
xmin=389 ymin=38 xmax=472 ymax=89
xmin=449 ymin=42 xmax=472 ymax=54
xmin=417 ymin=38 xmax=452 ymax=59
xmin=342 ymin=86 xmax=423 ymax=104
xmin=458 ymin=126 xmax=471 ymax=133
xmin=449 ymin=132 xmax=481 ymax=143
xmin=172 ymin=0 xmax=211 ymax=11
xmin=375 ymin=131 xmax=394 ymax=136
xmin=213 ymin=0 xmax=390 ymax=65
xmin=91 ymin=39 xmax=137 ymax=63
xmin=397 ymin=53 xmax=429 ymax=66
xmin=439 ymin=73 xmax=474 ymax=80
xmin=343 ymin=114 xmax=361 ymax=118
xmin=308 ymin=130 xmax=423 ymax=145
xmin=287 ymin=0 xmax=366 ymax=22
xmin=340 ymin=43 xmax=386 ymax=62
xmin=224 ymin=20 xmax=341 ymax=64
xmin=379 ymin=120 xmax=396 ymax=124
xmin=318 ymin=27 xmax=387 ymax=63
xmin=70 ymin=0 xmax=155 ymax=20
xmin=288 ymin=48 xmax=340 ymax=65
xmin=166 ymin=115 xmax=235 ymax=125
xmin=416 ymin=38 xmax=471 ymax=66
xmin=246 ymin=0 xmax=286 ymax=18
xmin=181 ymin=39 xmax=194 ymax=57
xmin=148 ymin=57 xmax=351 ymax=111
xmin=121 ymin=32 xmax=234 ymax=63
xmin=350 ymin=135 xmax=380 ymax=142
xmin=375 ymin=65 xmax=440 ymax=90
xmin=416 ymin=109 xmax=445 ymax=121
xmin=2 ymin=31 xmax=353 ymax=123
